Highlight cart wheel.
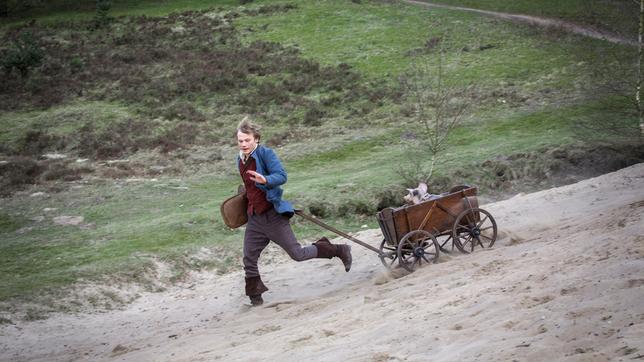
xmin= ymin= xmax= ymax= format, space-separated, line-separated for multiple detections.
xmin=434 ymin=233 xmax=454 ymax=253
xmin=378 ymin=239 xmax=398 ymax=270
xmin=452 ymin=208 xmax=497 ymax=254
xmin=397 ymin=230 xmax=440 ymax=272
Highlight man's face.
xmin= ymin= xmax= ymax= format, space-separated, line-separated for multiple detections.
xmin=237 ymin=131 xmax=258 ymax=155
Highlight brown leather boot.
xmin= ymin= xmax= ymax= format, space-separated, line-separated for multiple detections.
xmin=245 ymin=276 xmax=268 ymax=306
xmin=313 ymin=237 xmax=352 ymax=272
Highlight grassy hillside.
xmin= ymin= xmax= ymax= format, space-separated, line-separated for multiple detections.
xmin=1 ymin=0 xmax=239 ymax=26
xmin=418 ymin=0 xmax=638 ymax=37
xmin=0 ymin=0 xmax=641 ymax=318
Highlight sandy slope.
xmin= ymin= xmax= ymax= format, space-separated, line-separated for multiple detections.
xmin=1 ymin=164 xmax=643 ymax=362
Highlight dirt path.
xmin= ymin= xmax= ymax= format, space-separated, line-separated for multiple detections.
xmin=404 ymin=0 xmax=637 ymax=46
xmin=1 ymin=163 xmax=643 ymax=361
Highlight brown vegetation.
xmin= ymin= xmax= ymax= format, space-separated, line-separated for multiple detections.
xmin=0 ymin=4 xmax=387 ymax=117
xmin=0 ymin=5 xmax=394 ymax=164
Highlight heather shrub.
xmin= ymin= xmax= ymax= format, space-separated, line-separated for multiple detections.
xmin=41 ymin=160 xmax=93 ymax=181
xmin=1 ymin=31 xmax=44 ymax=78
xmin=308 ymin=201 xmax=332 ymax=218
xmin=160 ymin=102 xmax=206 ymax=122
xmin=338 ymin=198 xmax=376 ymax=217
xmin=0 ymin=157 xmax=44 ymax=196
xmin=303 ymin=103 xmax=326 ymax=126
xmin=17 ymin=130 xmax=66 ymax=156
xmin=0 ymin=7 xmax=398 ymax=162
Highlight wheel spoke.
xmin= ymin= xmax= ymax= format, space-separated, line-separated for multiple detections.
xmin=476 ymin=215 xmax=489 ymax=228
xmin=455 ymin=230 xmax=470 ymax=239
xmin=388 ymin=255 xmax=398 ymax=267
xmin=404 ymin=252 xmax=414 ymax=262
xmin=480 ymin=226 xmax=494 ymax=231
xmin=439 ymin=235 xmax=452 ymax=248
xmin=475 ymin=236 xmax=483 ymax=248
xmin=480 ymin=234 xmax=494 ymax=242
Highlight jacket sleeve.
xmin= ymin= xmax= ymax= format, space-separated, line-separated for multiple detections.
xmin=262 ymin=148 xmax=287 ymax=188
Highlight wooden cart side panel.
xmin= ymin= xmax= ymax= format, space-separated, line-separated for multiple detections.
xmin=377 ymin=208 xmax=397 ymax=245
xmin=392 ymin=209 xmax=410 ymax=244
xmin=460 ymin=196 xmax=481 ymax=222
xmin=385 ymin=187 xmax=479 ymax=243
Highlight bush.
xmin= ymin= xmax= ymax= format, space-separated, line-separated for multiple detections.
xmin=0 ymin=157 xmax=44 ymax=196
xmin=91 ymin=0 xmax=112 ymax=30
xmin=308 ymin=201 xmax=332 ymax=218
xmin=69 ymin=57 xmax=84 ymax=74
xmin=18 ymin=130 xmax=66 ymax=156
xmin=41 ymin=161 xmax=93 ymax=181
xmin=303 ymin=103 xmax=326 ymax=126
xmin=374 ymin=186 xmax=406 ymax=210
xmin=160 ymin=102 xmax=206 ymax=122
xmin=265 ymin=131 xmax=290 ymax=147
xmin=338 ymin=198 xmax=375 ymax=217
xmin=1 ymin=31 xmax=44 ymax=78
xmin=162 ymin=122 xmax=198 ymax=145
xmin=77 ymin=119 xmax=153 ymax=160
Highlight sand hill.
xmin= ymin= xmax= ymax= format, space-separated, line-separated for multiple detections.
xmin=1 ymin=163 xmax=643 ymax=361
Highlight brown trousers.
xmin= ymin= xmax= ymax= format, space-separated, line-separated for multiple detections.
xmin=243 ymin=208 xmax=318 ymax=278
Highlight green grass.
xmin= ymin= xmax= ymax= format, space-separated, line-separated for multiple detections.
xmin=1 ymin=0 xmax=240 ymax=27
xmin=0 ymin=101 xmax=135 ymax=149
xmin=0 ymin=176 xmax=236 ymax=300
xmin=420 ymin=0 xmax=638 ymax=37
xmin=0 ymin=212 xmax=29 ymax=233
xmin=0 ymin=172 xmax=374 ymax=300
xmin=0 ymin=0 xmax=639 ymax=309
xmin=235 ymin=0 xmax=633 ymax=93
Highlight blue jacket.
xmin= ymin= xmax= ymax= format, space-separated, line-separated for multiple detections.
xmin=237 ymin=145 xmax=294 ymax=217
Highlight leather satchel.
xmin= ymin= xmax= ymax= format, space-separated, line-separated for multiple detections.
xmin=220 ymin=186 xmax=248 ymax=228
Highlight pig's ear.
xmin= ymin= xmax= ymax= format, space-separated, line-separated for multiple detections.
xmin=418 ymin=183 xmax=428 ymax=194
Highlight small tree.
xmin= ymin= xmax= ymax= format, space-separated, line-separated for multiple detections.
xmin=92 ymin=0 xmax=112 ymax=29
xmin=637 ymin=0 xmax=643 ymax=135
xmin=1 ymin=31 xmax=43 ymax=78
xmin=396 ymin=36 xmax=475 ymax=186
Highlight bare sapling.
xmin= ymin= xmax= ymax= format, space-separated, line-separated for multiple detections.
xmin=580 ymin=0 xmax=642 ymax=139
xmin=397 ymin=36 xmax=475 ymax=187
xmin=638 ymin=0 xmax=643 ymax=135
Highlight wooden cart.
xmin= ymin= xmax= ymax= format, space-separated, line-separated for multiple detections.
xmin=376 ymin=185 xmax=497 ymax=271
xmin=295 ymin=185 xmax=498 ymax=272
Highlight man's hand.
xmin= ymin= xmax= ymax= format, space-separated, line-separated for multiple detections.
xmin=246 ymin=170 xmax=267 ymax=184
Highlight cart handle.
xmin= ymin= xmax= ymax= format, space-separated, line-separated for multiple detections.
xmin=294 ymin=210 xmax=383 ymax=255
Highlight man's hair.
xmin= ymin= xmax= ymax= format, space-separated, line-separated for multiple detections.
xmin=236 ymin=116 xmax=261 ymax=141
